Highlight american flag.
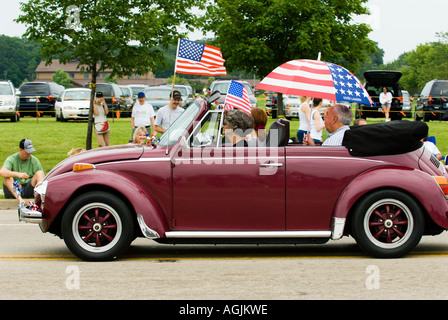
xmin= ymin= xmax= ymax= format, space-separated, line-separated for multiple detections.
xmin=175 ymin=39 xmax=226 ymax=76
xmin=224 ymin=80 xmax=252 ymax=114
xmin=255 ymin=59 xmax=372 ymax=105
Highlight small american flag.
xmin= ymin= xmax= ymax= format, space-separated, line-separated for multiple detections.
xmin=224 ymin=80 xmax=252 ymax=114
xmin=175 ymin=39 xmax=226 ymax=76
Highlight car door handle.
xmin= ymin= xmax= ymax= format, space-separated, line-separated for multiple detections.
xmin=259 ymin=162 xmax=284 ymax=167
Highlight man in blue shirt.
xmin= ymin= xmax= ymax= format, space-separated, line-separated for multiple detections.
xmin=303 ymin=104 xmax=353 ymax=146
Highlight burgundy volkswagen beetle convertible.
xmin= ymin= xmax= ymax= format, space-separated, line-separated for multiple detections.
xmin=19 ymin=93 xmax=448 ymax=261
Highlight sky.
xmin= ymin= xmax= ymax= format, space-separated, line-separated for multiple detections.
xmin=2 ymin=0 xmax=448 ymax=64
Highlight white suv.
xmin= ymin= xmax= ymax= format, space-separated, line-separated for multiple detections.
xmin=0 ymin=81 xmax=19 ymax=122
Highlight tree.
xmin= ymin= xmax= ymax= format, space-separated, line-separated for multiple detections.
xmin=17 ymin=0 xmax=202 ymax=149
xmin=0 ymin=35 xmax=41 ymax=87
xmin=398 ymin=41 xmax=448 ymax=95
xmin=52 ymin=68 xmax=72 ymax=88
xmin=203 ymin=0 xmax=376 ymax=115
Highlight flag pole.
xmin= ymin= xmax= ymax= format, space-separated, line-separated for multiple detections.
xmin=165 ymin=38 xmax=181 ymax=156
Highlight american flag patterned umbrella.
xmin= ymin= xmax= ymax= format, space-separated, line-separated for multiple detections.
xmin=255 ymin=59 xmax=373 ymax=105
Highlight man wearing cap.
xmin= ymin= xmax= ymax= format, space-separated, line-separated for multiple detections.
xmin=0 ymin=139 xmax=44 ymax=203
xmin=131 ymin=92 xmax=155 ymax=138
xmin=154 ymin=90 xmax=185 ymax=134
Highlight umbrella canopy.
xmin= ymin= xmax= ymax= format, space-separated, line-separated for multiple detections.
xmin=255 ymin=59 xmax=373 ymax=105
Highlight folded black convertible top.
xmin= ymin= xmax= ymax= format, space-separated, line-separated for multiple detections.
xmin=342 ymin=120 xmax=428 ymax=156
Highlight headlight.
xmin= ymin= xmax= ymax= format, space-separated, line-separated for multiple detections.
xmin=34 ymin=180 xmax=48 ymax=203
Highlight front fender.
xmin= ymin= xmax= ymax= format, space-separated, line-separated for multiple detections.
xmin=42 ymin=169 xmax=169 ymax=236
xmin=334 ymin=167 xmax=448 ymax=229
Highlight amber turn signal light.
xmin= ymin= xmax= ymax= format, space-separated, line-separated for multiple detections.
xmin=73 ymin=163 xmax=96 ymax=172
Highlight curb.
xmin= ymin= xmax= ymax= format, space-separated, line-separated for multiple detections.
xmin=0 ymin=199 xmax=25 ymax=210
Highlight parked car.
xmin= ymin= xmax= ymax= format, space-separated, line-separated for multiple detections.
xmin=264 ymin=91 xmax=278 ymax=118
xmin=355 ymin=70 xmax=407 ymax=120
xmin=19 ymin=94 xmax=448 ymax=261
xmin=401 ymin=90 xmax=412 ymax=118
xmin=0 ymin=80 xmax=20 ymax=122
xmin=119 ymin=85 xmax=134 ymax=117
xmin=284 ymin=95 xmax=301 ymax=119
xmin=55 ymin=88 xmax=91 ymax=121
xmin=19 ymin=82 xmax=64 ymax=117
xmin=143 ymin=86 xmax=172 ymax=112
xmin=83 ymin=82 xmax=124 ymax=115
xmin=415 ymin=80 xmax=448 ymax=121
xmin=127 ymin=84 xmax=149 ymax=101
xmin=209 ymin=79 xmax=258 ymax=109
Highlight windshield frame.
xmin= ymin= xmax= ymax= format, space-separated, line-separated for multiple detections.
xmin=157 ymin=101 xmax=201 ymax=147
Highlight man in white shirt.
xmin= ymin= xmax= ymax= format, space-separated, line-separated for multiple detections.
xmin=303 ymin=104 xmax=353 ymax=146
xmin=154 ymin=90 xmax=184 ymax=134
xmin=131 ymin=92 xmax=155 ymax=137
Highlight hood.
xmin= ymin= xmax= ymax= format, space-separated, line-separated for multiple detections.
xmin=364 ymin=70 xmax=402 ymax=86
xmin=45 ymin=144 xmax=144 ymax=178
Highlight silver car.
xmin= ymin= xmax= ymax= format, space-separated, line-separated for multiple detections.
xmin=210 ymin=79 xmax=257 ymax=109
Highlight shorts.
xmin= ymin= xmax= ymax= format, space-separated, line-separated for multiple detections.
xmin=3 ymin=182 xmax=34 ymax=199
xmin=296 ymin=129 xmax=308 ymax=143
xmin=381 ymin=103 xmax=391 ymax=107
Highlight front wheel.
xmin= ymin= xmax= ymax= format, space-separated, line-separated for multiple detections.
xmin=61 ymin=191 xmax=135 ymax=261
xmin=351 ymin=190 xmax=424 ymax=258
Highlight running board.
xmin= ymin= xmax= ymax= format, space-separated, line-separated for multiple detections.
xmin=165 ymin=230 xmax=331 ymax=238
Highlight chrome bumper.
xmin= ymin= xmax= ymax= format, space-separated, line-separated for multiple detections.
xmin=18 ymin=203 xmax=42 ymax=224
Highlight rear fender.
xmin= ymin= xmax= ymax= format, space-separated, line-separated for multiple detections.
xmin=334 ymin=167 xmax=448 ymax=229
xmin=43 ymin=170 xmax=169 ymax=236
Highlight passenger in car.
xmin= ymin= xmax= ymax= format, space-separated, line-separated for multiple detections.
xmin=131 ymin=126 xmax=148 ymax=145
xmin=247 ymin=107 xmax=268 ymax=147
xmin=303 ymin=104 xmax=353 ymax=146
xmin=223 ymin=109 xmax=254 ymax=147
xmin=353 ymin=118 xmax=367 ymax=126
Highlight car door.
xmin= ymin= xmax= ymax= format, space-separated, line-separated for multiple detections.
xmin=171 ymin=110 xmax=285 ymax=231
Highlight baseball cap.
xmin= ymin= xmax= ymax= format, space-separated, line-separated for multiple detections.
xmin=19 ymin=139 xmax=36 ymax=153
xmin=137 ymin=92 xmax=145 ymax=98
xmin=96 ymin=92 xmax=103 ymax=97
xmin=170 ymin=90 xmax=182 ymax=99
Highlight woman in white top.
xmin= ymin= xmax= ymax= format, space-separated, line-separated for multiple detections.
xmin=93 ymin=91 xmax=110 ymax=147
xmin=309 ymin=98 xmax=324 ymax=144
xmin=297 ymin=96 xmax=311 ymax=143
xmin=379 ymin=87 xmax=393 ymax=122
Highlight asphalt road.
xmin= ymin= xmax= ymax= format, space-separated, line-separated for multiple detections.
xmin=1 ymin=206 xmax=448 ymax=302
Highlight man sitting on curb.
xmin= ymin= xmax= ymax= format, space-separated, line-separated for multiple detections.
xmin=0 ymin=139 xmax=44 ymax=204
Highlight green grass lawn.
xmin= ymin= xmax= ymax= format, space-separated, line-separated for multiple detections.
xmin=0 ymin=99 xmax=447 ymax=175
xmin=0 ymin=116 xmax=135 ymax=173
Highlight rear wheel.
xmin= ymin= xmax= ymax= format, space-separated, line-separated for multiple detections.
xmin=61 ymin=191 xmax=135 ymax=261
xmin=351 ymin=190 xmax=424 ymax=258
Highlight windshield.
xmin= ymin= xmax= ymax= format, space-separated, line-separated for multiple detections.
xmin=431 ymin=82 xmax=448 ymax=97
xmin=0 ymin=84 xmax=13 ymax=95
xmin=20 ymin=83 xmax=49 ymax=95
xmin=213 ymin=82 xmax=254 ymax=95
xmin=129 ymin=86 xmax=146 ymax=96
xmin=145 ymin=88 xmax=171 ymax=100
xmin=175 ymin=87 xmax=188 ymax=96
xmin=64 ymin=90 xmax=90 ymax=101
xmin=158 ymin=102 xmax=201 ymax=147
